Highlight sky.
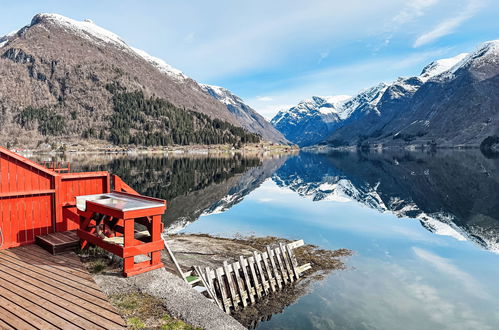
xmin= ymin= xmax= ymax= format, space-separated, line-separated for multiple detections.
xmin=1 ymin=0 xmax=499 ymax=119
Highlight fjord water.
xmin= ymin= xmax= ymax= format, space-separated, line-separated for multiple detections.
xmin=46 ymin=150 xmax=499 ymax=329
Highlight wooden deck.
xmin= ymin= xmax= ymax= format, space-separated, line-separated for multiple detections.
xmin=0 ymin=245 xmax=126 ymax=329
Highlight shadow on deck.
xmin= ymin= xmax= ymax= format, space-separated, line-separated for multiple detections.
xmin=0 ymin=244 xmax=126 ymax=329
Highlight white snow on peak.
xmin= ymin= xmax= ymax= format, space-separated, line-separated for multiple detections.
xmin=420 ymin=53 xmax=469 ymax=80
xmin=200 ymin=84 xmax=235 ymax=105
xmin=29 ymin=13 xmax=187 ymax=81
xmin=417 ymin=212 xmax=466 ymax=241
xmin=131 ymin=47 xmax=187 ymax=81
xmin=33 ymin=13 xmax=128 ymax=48
xmin=437 ymin=39 xmax=499 ymax=80
xmin=0 ymin=30 xmax=18 ymax=48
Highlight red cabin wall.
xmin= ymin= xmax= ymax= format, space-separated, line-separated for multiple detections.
xmin=0 ymin=151 xmax=56 ymax=249
xmin=0 ymin=147 xmax=111 ymax=249
xmin=58 ymin=172 xmax=110 ymax=231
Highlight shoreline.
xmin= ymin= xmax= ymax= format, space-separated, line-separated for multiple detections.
xmin=13 ymin=142 xmax=299 ymax=158
xmin=82 ymin=234 xmax=352 ymax=329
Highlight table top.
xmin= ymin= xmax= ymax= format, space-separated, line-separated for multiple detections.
xmin=76 ymin=192 xmax=165 ymax=212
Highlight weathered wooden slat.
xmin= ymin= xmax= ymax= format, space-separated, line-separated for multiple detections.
xmin=266 ymin=246 xmax=283 ymax=290
xmin=231 ymin=262 xmax=248 ymax=307
xmin=194 ymin=266 xmax=222 ymax=310
xmin=239 ymin=256 xmax=256 ymax=305
xmin=223 ymin=260 xmax=239 ymax=310
xmin=253 ymin=251 xmax=269 ymax=295
xmin=297 ymin=263 xmax=312 ymax=274
xmin=261 ymin=251 xmax=276 ymax=293
xmin=287 ymin=239 xmax=304 ymax=249
xmin=247 ymin=256 xmax=262 ymax=300
xmin=285 ymin=244 xmax=300 ymax=280
xmin=215 ymin=267 xmax=231 ymax=313
xmin=279 ymin=243 xmax=295 ymax=282
xmin=273 ymin=247 xmax=289 ymax=285
xmin=163 ymin=237 xmax=188 ymax=283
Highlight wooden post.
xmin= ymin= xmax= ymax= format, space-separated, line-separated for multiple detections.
xmin=247 ymin=256 xmax=262 ymax=300
xmin=274 ymin=247 xmax=288 ymax=284
xmin=266 ymin=246 xmax=282 ymax=290
xmin=215 ymin=267 xmax=230 ymax=313
xmin=223 ymin=261 xmax=239 ymax=310
xmin=239 ymin=256 xmax=255 ymax=305
xmin=231 ymin=262 xmax=248 ymax=307
xmin=253 ymin=251 xmax=269 ymax=295
xmin=279 ymin=243 xmax=295 ymax=282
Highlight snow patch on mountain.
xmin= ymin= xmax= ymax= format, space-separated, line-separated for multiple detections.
xmin=30 ymin=13 xmax=188 ymax=81
xmin=0 ymin=30 xmax=17 ymax=48
xmin=199 ymin=84 xmax=240 ymax=107
xmin=420 ymin=53 xmax=469 ymax=80
xmin=131 ymin=47 xmax=187 ymax=81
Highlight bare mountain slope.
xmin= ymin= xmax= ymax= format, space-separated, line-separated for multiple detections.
xmin=0 ymin=14 xmax=276 ymax=146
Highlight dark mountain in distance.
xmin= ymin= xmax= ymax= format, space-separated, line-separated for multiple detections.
xmin=328 ymin=42 xmax=499 ymax=148
xmin=272 ymin=41 xmax=499 ymax=149
xmin=200 ymin=84 xmax=288 ymax=144
xmin=0 ymin=14 xmax=280 ymax=147
xmin=270 ymin=95 xmax=351 ymax=146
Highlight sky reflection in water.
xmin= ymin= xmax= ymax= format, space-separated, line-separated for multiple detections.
xmin=183 ymin=152 xmax=499 ymax=330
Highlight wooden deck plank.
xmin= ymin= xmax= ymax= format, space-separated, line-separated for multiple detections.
xmin=0 ymin=252 xmax=106 ymax=297
xmin=0 ymin=245 xmax=125 ymax=329
xmin=0 ymin=296 xmax=57 ymax=329
xmin=13 ymin=245 xmax=89 ymax=271
xmin=3 ymin=248 xmax=95 ymax=282
xmin=0 ymin=265 xmax=124 ymax=327
xmin=0 ymin=282 xmax=85 ymax=330
xmin=0 ymin=306 xmax=35 ymax=330
xmin=0 ymin=318 xmax=15 ymax=330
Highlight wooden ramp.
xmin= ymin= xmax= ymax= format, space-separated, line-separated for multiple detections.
xmin=0 ymin=244 xmax=126 ymax=329
xmin=193 ymin=240 xmax=312 ymax=314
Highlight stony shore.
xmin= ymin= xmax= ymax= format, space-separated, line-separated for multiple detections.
xmin=81 ymin=234 xmax=352 ymax=329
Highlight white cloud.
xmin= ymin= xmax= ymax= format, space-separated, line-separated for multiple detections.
xmin=380 ymin=0 xmax=439 ymax=47
xmin=412 ymin=247 xmax=490 ymax=299
xmin=256 ymin=96 xmax=273 ymax=102
xmin=393 ymin=0 xmax=440 ymax=25
xmin=413 ymin=0 xmax=483 ymax=47
xmin=319 ymin=50 xmax=330 ymax=63
xmin=249 ymin=103 xmax=293 ymax=120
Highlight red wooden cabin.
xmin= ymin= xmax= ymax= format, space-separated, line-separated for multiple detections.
xmin=0 ymin=146 xmax=166 ymax=276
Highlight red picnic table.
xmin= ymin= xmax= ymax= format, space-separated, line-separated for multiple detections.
xmin=75 ymin=191 xmax=166 ymax=277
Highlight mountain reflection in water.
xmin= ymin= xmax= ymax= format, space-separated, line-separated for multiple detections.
xmin=33 ymin=150 xmax=499 ymax=253
xmin=273 ymin=150 xmax=499 ymax=253
xmin=31 ymin=150 xmax=499 ymax=329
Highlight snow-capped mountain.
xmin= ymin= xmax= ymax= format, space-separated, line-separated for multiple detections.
xmin=270 ymin=95 xmax=351 ymax=146
xmin=271 ymin=49 xmax=494 ymax=148
xmin=327 ymin=43 xmax=499 ymax=148
xmin=200 ymin=84 xmax=288 ymax=143
xmin=0 ymin=13 xmax=282 ymax=147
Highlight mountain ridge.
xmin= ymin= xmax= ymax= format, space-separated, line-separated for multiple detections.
xmin=271 ymin=47 xmax=498 ymax=148
xmin=0 ymin=13 xmax=282 ymax=147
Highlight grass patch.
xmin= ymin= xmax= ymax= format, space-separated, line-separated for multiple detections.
xmin=110 ymin=293 xmax=200 ymax=330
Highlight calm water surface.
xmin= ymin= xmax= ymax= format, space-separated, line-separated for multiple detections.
xmin=35 ymin=150 xmax=499 ymax=329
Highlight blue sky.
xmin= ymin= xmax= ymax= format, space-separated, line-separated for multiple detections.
xmin=1 ymin=0 xmax=498 ymax=118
